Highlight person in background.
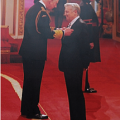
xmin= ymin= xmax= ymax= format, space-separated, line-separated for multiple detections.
xmin=80 ymin=0 xmax=101 ymax=93
xmin=54 ymin=0 xmax=67 ymax=28
xmin=19 ymin=0 xmax=73 ymax=119
xmin=59 ymin=3 xmax=90 ymax=120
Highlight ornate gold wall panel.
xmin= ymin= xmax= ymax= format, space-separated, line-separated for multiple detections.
xmin=18 ymin=0 xmax=24 ymax=35
xmin=13 ymin=0 xmax=17 ymax=35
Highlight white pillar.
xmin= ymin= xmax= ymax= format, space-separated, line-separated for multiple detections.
xmin=1 ymin=0 xmax=24 ymax=39
xmin=5 ymin=0 xmax=14 ymax=35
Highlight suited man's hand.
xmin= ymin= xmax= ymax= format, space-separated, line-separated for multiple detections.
xmin=64 ymin=28 xmax=74 ymax=36
xmin=90 ymin=43 xmax=94 ymax=49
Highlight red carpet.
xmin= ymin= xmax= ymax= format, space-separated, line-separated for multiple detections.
xmin=1 ymin=77 xmax=21 ymax=120
xmin=1 ymin=38 xmax=120 ymax=120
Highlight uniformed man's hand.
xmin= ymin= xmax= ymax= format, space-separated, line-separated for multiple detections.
xmin=57 ymin=27 xmax=66 ymax=30
xmin=64 ymin=28 xmax=74 ymax=36
xmin=61 ymin=27 xmax=66 ymax=30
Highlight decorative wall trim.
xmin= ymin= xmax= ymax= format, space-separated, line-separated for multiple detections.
xmin=18 ymin=0 xmax=24 ymax=35
xmin=13 ymin=0 xmax=17 ymax=35
xmin=116 ymin=0 xmax=120 ymax=37
xmin=2 ymin=0 xmax=6 ymax=25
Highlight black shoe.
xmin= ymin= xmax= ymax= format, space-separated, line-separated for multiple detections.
xmin=85 ymin=88 xmax=97 ymax=93
xmin=21 ymin=113 xmax=27 ymax=117
xmin=26 ymin=114 xmax=48 ymax=119
xmin=21 ymin=114 xmax=26 ymax=118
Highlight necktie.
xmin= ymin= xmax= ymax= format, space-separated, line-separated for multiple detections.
xmin=67 ymin=23 xmax=71 ymax=28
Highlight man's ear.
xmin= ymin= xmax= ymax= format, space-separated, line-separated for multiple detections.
xmin=74 ymin=10 xmax=77 ymax=14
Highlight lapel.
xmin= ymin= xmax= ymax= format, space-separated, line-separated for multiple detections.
xmin=63 ymin=18 xmax=82 ymax=41
xmin=71 ymin=18 xmax=80 ymax=29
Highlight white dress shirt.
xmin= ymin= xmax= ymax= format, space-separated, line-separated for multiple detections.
xmin=68 ymin=16 xmax=80 ymax=28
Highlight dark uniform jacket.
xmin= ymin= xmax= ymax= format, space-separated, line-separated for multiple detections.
xmin=19 ymin=2 xmax=55 ymax=60
xmin=59 ymin=18 xmax=90 ymax=72
xmin=80 ymin=2 xmax=101 ymax=62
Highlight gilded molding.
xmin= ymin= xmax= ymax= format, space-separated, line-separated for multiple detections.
xmin=1 ymin=0 xmax=6 ymax=25
xmin=18 ymin=0 xmax=24 ymax=35
xmin=13 ymin=0 xmax=17 ymax=35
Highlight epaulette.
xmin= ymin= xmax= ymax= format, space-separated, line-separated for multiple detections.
xmin=35 ymin=7 xmax=51 ymax=34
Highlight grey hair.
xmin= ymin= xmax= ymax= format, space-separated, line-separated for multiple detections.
xmin=64 ymin=3 xmax=80 ymax=15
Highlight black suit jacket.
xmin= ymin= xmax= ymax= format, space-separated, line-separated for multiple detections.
xmin=19 ymin=2 xmax=55 ymax=60
xmin=59 ymin=18 xmax=90 ymax=72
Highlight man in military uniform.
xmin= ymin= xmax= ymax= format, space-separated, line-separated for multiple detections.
xmin=19 ymin=0 xmax=73 ymax=119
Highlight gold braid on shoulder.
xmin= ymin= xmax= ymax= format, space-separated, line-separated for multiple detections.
xmin=35 ymin=7 xmax=63 ymax=39
xmin=35 ymin=7 xmax=51 ymax=34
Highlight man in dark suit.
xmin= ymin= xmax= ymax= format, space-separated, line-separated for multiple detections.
xmin=80 ymin=0 xmax=101 ymax=93
xmin=19 ymin=0 xmax=73 ymax=119
xmin=59 ymin=3 xmax=90 ymax=120
xmin=54 ymin=0 xmax=67 ymax=28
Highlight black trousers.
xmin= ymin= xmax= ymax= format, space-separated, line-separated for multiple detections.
xmin=85 ymin=69 xmax=90 ymax=90
xmin=64 ymin=68 xmax=86 ymax=120
xmin=21 ymin=58 xmax=45 ymax=116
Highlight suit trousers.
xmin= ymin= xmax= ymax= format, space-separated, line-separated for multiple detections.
xmin=85 ymin=69 xmax=90 ymax=90
xmin=64 ymin=68 xmax=86 ymax=120
xmin=21 ymin=58 xmax=45 ymax=116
